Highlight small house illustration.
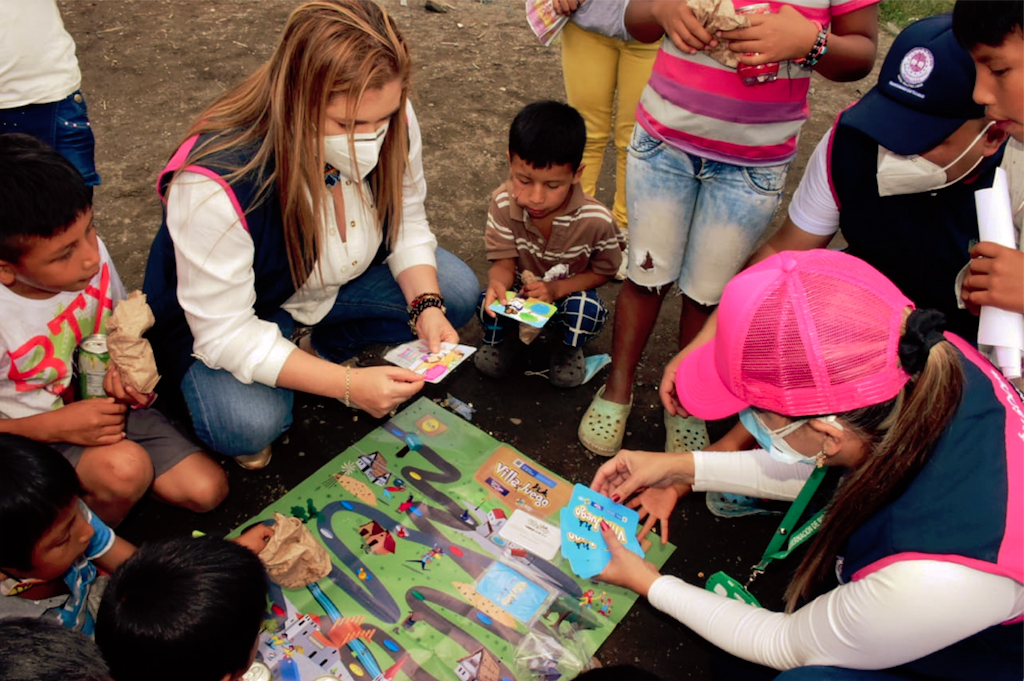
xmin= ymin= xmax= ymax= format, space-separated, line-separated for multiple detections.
xmin=357 ymin=520 xmax=396 ymax=555
xmin=483 ymin=508 xmax=507 ymax=536
xmin=454 ymin=647 xmax=501 ymax=681
xmin=356 ymin=451 xmax=391 ymax=487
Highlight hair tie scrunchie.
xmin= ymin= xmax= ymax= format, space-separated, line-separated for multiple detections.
xmin=898 ymin=309 xmax=947 ymax=375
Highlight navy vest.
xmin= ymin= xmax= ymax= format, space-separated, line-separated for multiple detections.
xmin=839 ymin=337 xmax=1023 ymax=677
xmin=144 ymin=135 xmax=384 ymax=388
xmin=829 ymin=114 xmax=1005 ymax=344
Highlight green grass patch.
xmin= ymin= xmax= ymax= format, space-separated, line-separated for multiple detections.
xmin=879 ymin=0 xmax=956 ymax=30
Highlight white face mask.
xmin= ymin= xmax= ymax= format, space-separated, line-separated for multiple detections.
xmin=739 ymin=408 xmax=843 ymax=466
xmin=324 ymin=121 xmax=389 ymax=182
xmin=876 ymin=121 xmax=995 ymax=197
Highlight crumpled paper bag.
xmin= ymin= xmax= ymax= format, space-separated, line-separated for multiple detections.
xmin=258 ymin=513 xmax=332 ymax=589
xmin=107 ymin=291 xmax=161 ymax=393
xmin=688 ymin=0 xmax=749 ymax=68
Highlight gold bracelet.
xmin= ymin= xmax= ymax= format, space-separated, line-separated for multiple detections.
xmin=343 ymin=366 xmax=351 ymax=408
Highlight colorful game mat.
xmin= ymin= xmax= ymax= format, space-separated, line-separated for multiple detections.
xmin=232 ymin=398 xmax=675 ymax=681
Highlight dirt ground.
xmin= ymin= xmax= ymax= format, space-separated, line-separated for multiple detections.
xmin=59 ymin=2 xmax=895 ymax=677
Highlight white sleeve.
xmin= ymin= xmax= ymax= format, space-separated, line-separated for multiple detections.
xmin=692 ymin=449 xmax=812 ymax=501
xmin=97 ymin=238 xmax=127 ymax=304
xmin=788 ymin=128 xmax=841 ymax=237
xmin=386 ymin=100 xmax=438 ymax=277
xmin=165 ymin=172 xmax=296 ymax=386
xmin=648 ymin=561 xmax=1024 ymax=671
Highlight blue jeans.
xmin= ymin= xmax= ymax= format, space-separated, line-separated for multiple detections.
xmin=181 ymin=248 xmax=480 ymax=457
xmin=624 ymin=125 xmax=787 ymax=304
xmin=0 ymin=91 xmax=100 ymax=185
xmin=476 ymin=288 xmax=608 ymax=348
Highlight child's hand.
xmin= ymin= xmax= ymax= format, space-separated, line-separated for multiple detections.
xmin=962 ymin=242 xmax=1024 ymax=314
xmin=521 ymin=280 xmax=556 ymax=304
xmin=595 ymin=521 xmax=662 ymax=597
xmin=58 ymin=398 xmax=127 ymax=446
xmin=484 ymin=282 xmax=508 ymax=318
xmin=103 ymin=366 xmax=155 ymax=408
xmin=651 ymin=0 xmax=717 ymax=54
xmin=720 ymin=5 xmax=819 ymax=64
xmin=552 ymin=0 xmax=582 ymax=16
xmin=235 ymin=524 xmax=275 ymax=554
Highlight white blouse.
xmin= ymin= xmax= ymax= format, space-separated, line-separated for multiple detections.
xmin=165 ymin=100 xmax=437 ymax=387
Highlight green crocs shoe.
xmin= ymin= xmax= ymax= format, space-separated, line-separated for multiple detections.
xmin=577 ymin=386 xmax=632 ymax=457
xmin=664 ymin=411 xmax=709 ymax=452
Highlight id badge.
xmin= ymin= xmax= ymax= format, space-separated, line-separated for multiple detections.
xmin=705 ymin=571 xmax=762 ymax=607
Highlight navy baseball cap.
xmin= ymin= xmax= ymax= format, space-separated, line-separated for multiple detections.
xmin=842 ymin=13 xmax=985 ymax=155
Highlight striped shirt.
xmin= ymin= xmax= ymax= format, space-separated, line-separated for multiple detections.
xmin=485 ymin=181 xmax=623 ymax=281
xmin=635 ymin=0 xmax=878 ymax=167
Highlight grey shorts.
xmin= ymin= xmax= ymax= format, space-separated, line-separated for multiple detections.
xmin=53 ymin=408 xmax=198 ymax=478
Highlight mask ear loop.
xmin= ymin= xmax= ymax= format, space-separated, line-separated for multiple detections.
xmin=932 ymin=120 xmax=997 ymax=191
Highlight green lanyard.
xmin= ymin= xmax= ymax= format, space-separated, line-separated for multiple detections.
xmin=746 ymin=466 xmax=828 ymax=587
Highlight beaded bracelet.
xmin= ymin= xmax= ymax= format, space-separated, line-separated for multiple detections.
xmin=407 ymin=292 xmax=446 ymax=333
xmin=342 ymin=366 xmax=352 ymax=408
xmin=796 ymin=21 xmax=828 ymax=68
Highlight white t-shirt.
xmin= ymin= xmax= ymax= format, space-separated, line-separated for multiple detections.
xmin=165 ymin=100 xmax=438 ymax=387
xmin=648 ymin=450 xmax=1024 ymax=671
xmin=0 ymin=238 xmax=126 ymax=419
xmin=0 ymin=0 xmax=81 ymax=108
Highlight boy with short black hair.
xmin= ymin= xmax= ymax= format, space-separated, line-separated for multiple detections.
xmin=953 ymin=1 xmax=1023 ymax=327
xmin=0 ymin=133 xmax=228 ymax=525
xmin=477 ymin=100 xmax=623 ymax=387
xmin=0 ymin=434 xmax=135 ymax=636
xmin=0 ymin=617 xmax=112 ymax=681
xmin=96 ymin=535 xmax=269 ymax=681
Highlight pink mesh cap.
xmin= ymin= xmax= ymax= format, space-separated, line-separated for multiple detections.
xmin=676 ymin=250 xmax=914 ymax=420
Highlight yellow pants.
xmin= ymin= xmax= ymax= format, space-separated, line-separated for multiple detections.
xmin=561 ymin=21 xmax=660 ymax=229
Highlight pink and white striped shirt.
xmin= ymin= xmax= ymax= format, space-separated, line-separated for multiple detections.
xmin=635 ymin=0 xmax=878 ymax=167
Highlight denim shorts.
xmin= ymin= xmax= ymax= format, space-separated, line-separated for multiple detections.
xmin=624 ymin=126 xmax=788 ymax=305
xmin=0 ymin=90 xmax=100 ymax=185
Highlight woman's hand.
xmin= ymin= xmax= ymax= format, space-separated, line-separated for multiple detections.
xmin=350 ymin=365 xmax=424 ymax=418
xmin=592 ymin=449 xmax=694 ymax=502
xmin=720 ymin=4 xmax=819 ymax=64
xmin=595 ymin=521 xmax=662 ymax=597
xmin=414 ymin=306 xmax=459 ymax=354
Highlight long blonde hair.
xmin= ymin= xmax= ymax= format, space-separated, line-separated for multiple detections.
xmin=783 ymin=338 xmax=964 ymax=612
xmin=175 ymin=0 xmax=411 ymax=287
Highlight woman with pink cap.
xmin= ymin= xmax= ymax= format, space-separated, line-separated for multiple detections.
xmin=590 ymin=249 xmax=1022 ymax=678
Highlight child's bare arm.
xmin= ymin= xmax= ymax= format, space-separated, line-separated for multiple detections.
xmin=484 ymin=259 xmax=518 ymax=316
xmin=0 ymin=400 xmax=127 ymax=446
xmin=94 ymin=536 xmax=136 ymax=573
xmin=522 ymin=270 xmax=610 ymax=304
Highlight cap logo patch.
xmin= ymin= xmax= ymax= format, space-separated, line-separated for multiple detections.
xmin=898 ymin=47 xmax=934 ymax=87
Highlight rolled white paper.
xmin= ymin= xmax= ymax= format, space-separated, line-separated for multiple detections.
xmin=974 ymin=168 xmax=1024 ymax=378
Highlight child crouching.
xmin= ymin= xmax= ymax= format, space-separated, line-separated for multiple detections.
xmin=478 ymin=101 xmax=623 ymax=387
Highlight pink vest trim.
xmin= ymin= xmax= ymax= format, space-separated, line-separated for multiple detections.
xmin=825 ymin=104 xmax=857 ymax=209
xmin=155 ymin=134 xmax=250 ymax=233
xmin=851 ymin=334 xmax=1024 ymax=624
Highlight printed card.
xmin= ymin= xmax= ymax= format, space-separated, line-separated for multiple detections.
xmin=498 ymin=509 xmax=561 ymax=561
xmin=487 ymin=291 xmax=556 ymax=329
xmin=384 ymin=340 xmax=476 ymax=383
xmin=560 ymin=484 xmax=644 ymax=580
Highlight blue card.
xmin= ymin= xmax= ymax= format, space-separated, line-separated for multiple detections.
xmin=560 ymin=484 xmax=644 ymax=579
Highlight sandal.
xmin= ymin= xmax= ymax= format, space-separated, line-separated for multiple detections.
xmin=664 ymin=411 xmax=709 ymax=452
xmin=549 ymin=344 xmax=585 ymax=389
xmin=577 ymin=385 xmax=632 ymax=457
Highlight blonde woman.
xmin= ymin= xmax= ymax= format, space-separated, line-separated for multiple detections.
xmin=592 ymin=250 xmax=1022 ymax=679
xmin=143 ymin=0 xmax=478 ymax=469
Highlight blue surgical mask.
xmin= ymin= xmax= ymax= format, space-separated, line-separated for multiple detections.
xmin=739 ymin=408 xmax=842 ymax=466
